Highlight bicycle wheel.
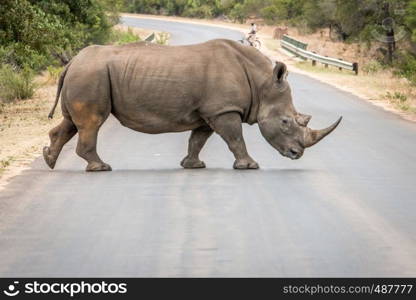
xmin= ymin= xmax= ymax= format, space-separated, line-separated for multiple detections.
xmin=253 ymin=40 xmax=261 ymax=49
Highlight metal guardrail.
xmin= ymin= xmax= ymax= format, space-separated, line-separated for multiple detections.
xmin=282 ymin=35 xmax=308 ymax=50
xmin=281 ymin=35 xmax=358 ymax=75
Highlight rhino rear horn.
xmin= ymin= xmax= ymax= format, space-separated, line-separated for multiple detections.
xmin=296 ymin=114 xmax=312 ymax=127
xmin=304 ymin=117 xmax=342 ymax=147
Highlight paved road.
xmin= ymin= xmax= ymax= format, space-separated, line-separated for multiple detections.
xmin=1 ymin=16 xmax=416 ymax=277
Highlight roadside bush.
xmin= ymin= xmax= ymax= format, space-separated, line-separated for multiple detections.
xmin=394 ymin=53 xmax=416 ymax=85
xmin=383 ymin=91 xmax=410 ymax=111
xmin=362 ymin=60 xmax=384 ymax=74
xmin=0 ymin=65 xmax=37 ymax=102
xmin=156 ymin=32 xmax=170 ymax=45
xmin=110 ymin=28 xmax=141 ymax=45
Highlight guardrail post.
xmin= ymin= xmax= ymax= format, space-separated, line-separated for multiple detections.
xmin=324 ymin=56 xmax=328 ymax=68
xmin=338 ymin=58 xmax=343 ymax=71
xmin=353 ymin=62 xmax=359 ymax=75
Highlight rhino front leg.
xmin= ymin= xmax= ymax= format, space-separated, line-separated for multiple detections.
xmin=181 ymin=125 xmax=213 ymax=168
xmin=209 ymin=112 xmax=259 ymax=169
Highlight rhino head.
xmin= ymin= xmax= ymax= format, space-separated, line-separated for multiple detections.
xmin=257 ymin=62 xmax=342 ymax=160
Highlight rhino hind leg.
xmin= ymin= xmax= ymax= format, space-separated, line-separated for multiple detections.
xmin=181 ymin=125 xmax=213 ymax=169
xmin=75 ymin=122 xmax=111 ymax=172
xmin=68 ymin=101 xmax=112 ymax=172
xmin=210 ymin=112 xmax=259 ymax=170
xmin=43 ymin=118 xmax=77 ymax=169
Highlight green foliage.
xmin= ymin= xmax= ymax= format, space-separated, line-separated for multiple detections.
xmin=384 ymin=91 xmax=407 ymax=102
xmin=0 ymin=65 xmax=37 ymax=102
xmin=383 ymin=91 xmax=410 ymax=111
xmin=0 ymin=0 xmax=117 ymax=71
xmin=183 ymin=5 xmax=213 ymax=18
xmin=302 ymin=0 xmax=327 ymax=29
xmin=0 ymin=0 xmax=119 ymax=102
xmin=229 ymin=3 xmax=246 ymax=23
xmin=362 ymin=60 xmax=384 ymax=74
xmin=46 ymin=65 xmax=64 ymax=84
xmin=111 ymin=28 xmax=141 ymax=45
xmin=260 ymin=5 xmax=280 ymax=25
xmin=394 ymin=52 xmax=416 ymax=85
xmin=125 ymin=0 xmax=228 ymax=18
xmin=0 ymin=43 xmax=50 ymax=71
xmin=100 ymin=0 xmax=124 ymax=24
xmin=405 ymin=0 xmax=416 ymax=43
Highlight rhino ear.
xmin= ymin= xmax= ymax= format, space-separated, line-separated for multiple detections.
xmin=273 ymin=61 xmax=287 ymax=84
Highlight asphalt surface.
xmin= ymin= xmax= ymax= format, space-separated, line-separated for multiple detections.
xmin=0 ymin=16 xmax=416 ymax=277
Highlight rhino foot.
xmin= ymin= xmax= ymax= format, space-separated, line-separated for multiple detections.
xmin=86 ymin=162 xmax=112 ymax=172
xmin=233 ymin=159 xmax=259 ymax=170
xmin=43 ymin=146 xmax=56 ymax=169
xmin=180 ymin=156 xmax=206 ymax=169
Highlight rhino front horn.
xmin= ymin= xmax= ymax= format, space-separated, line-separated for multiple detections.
xmin=304 ymin=117 xmax=342 ymax=147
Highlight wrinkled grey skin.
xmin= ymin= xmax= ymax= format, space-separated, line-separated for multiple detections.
xmin=44 ymin=39 xmax=341 ymax=171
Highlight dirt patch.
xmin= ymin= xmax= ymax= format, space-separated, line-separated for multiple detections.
xmin=0 ymin=79 xmax=61 ymax=190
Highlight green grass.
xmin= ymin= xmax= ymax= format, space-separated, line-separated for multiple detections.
xmin=111 ymin=28 xmax=141 ymax=45
xmin=0 ymin=156 xmax=14 ymax=173
xmin=382 ymin=91 xmax=416 ymax=112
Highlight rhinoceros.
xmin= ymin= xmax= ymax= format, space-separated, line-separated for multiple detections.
xmin=44 ymin=39 xmax=341 ymax=171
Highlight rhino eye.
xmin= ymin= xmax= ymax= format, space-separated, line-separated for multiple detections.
xmin=281 ymin=117 xmax=291 ymax=125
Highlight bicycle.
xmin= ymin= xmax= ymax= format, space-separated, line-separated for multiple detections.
xmin=239 ymin=33 xmax=261 ymax=49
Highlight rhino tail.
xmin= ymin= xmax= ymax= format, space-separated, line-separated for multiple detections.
xmin=48 ymin=60 xmax=72 ymax=119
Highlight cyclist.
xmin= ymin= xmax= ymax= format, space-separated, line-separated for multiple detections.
xmin=247 ymin=23 xmax=257 ymax=46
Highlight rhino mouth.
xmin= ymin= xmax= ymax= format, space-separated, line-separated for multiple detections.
xmin=285 ymin=148 xmax=303 ymax=160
